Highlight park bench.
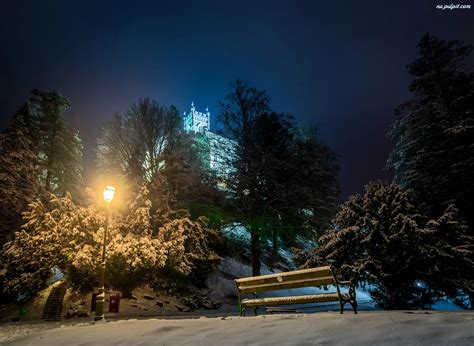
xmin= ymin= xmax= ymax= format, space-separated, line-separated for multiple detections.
xmin=234 ymin=266 xmax=357 ymax=316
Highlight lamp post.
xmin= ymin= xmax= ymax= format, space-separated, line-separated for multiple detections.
xmin=94 ymin=185 xmax=115 ymax=322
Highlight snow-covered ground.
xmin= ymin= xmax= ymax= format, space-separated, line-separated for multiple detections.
xmin=1 ymin=311 xmax=473 ymax=345
xmin=1 ymin=257 xmax=470 ymax=345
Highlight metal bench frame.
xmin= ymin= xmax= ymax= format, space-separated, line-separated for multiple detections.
xmin=234 ymin=266 xmax=357 ymax=316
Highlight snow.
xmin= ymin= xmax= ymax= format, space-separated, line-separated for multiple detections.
xmin=1 ymin=312 xmax=473 ymax=345
xmin=432 ymin=300 xmax=464 ymax=311
xmin=221 ymin=223 xmax=251 ymax=242
xmin=46 ymin=268 xmax=64 ymax=285
xmin=277 ymin=247 xmax=295 ymax=267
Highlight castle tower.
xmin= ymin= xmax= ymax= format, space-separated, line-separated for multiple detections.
xmin=183 ymin=102 xmax=211 ymax=133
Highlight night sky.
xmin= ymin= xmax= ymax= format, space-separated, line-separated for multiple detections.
xmin=1 ymin=0 xmax=473 ymax=201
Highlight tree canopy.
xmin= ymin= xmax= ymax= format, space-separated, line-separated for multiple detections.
xmin=96 ymin=98 xmax=181 ymax=188
xmin=29 ymin=89 xmax=83 ymax=200
xmin=0 ymin=105 xmax=39 ymax=246
xmin=388 ymin=34 xmax=474 ymax=230
xmin=297 ymin=181 xmax=474 ymax=309
xmin=0 ymin=186 xmax=220 ymax=298
xmin=217 ymin=80 xmax=339 ymax=275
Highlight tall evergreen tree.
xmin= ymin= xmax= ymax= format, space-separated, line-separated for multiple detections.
xmin=29 ymin=89 xmax=83 ymax=200
xmin=289 ymin=127 xmax=339 ymax=237
xmin=218 ymin=80 xmax=339 ymax=275
xmin=388 ymin=34 xmax=474 ymax=229
xmin=217 ymin=81 xmax=275 ymax=275
xmin=0 ymin=105 xmax=39 ymax=246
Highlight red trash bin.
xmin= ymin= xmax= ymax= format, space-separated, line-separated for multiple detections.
xmin=109 ymin=291 xmax=120 ymax=313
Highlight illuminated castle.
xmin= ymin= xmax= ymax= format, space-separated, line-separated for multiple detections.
xmin=183 ymin=102 xmax=211 ymax=133
xmin=183 ymin=103 xmax=235 ymax=177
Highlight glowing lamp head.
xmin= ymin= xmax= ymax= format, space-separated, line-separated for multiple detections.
xmin=103 ymin=185 xmax=116 ymax=203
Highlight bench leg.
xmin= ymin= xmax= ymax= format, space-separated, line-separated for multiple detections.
xmin=339 ymin=300 xmax=344 ymax=314
xmin=350 ymin=300 xmax=358 ymax=314
xmin=253 ymin=307 xmax=258 ymax=316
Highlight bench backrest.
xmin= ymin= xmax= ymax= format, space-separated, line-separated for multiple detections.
xmin=235 ymin=266 xmax=336 ymax=294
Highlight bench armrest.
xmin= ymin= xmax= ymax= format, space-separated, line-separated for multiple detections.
xmin=338 ymin=280 xmax=354 ymax=286
xmin=336 ymin=280 xmax=356 ymax=300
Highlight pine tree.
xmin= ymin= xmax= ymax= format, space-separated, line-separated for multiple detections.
xmin=300 ymin=182 xmax=431 ymax=309
xmin=0 ymin=105 xmax=39 ymax=246
xmin=0 ymin=196 xmax=68 ymax=297
xmin=0 ymin=185 xmax=221 ymax=298
xmin=29 ymin=89 xmax=83 ymax=200
xmin=388 ymin=34 xmax=474 ymax=229
xmin=288 ymin=127 xmax=339 ymax=238
xmin=421 ymin=204 xmax=474 ymax=306
xmin=106 ymin=186 xmax=166 ymax=295
xmin=156 ymin=209 xmax=221 ymax=285
xmin=297 ymin=181 xmax=474 ymax=309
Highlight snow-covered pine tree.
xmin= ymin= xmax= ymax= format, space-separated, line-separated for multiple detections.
xmin=155 ymin=200 xmax=221 ymax=286
xmin=421 ymin=204 xmax=474 ymax=308
xmin=388 ymin=34 xmax=474 ymax=231
xmin=0 ymin=105 xmax=39 ymax=246
xmin=302 ymin=182 xmax=432 ymax=309
xmin=106 ymin=186 xmax=166 ymax=295
xmin=0 ymin=196 xmax=65 ymax=298
xmin=2 ymin=189 xmax=157 ymax=297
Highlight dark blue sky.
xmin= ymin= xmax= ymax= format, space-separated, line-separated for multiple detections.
xmin=1 ymin=0 xmax=473 ymax=200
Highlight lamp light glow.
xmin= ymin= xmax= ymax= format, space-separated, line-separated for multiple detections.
xmin=103 ymin=185 xmax=116 ymax=203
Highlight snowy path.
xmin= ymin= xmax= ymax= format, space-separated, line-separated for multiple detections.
xmin=1 ymin=311 xmax=473 ymax=345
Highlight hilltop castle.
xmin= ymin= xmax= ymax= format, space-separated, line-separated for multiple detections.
xmin=182 ymin=103 xmax=235 ymax=176
xmin=183 ymin=102 xmax=211 ymax=133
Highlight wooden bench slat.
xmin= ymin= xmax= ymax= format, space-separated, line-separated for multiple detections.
xmin=238 ymin=276 xmax=335 ymax=294
xmin=234 ymin=265 xmax=358 ymax=316
xmin=235 ymin=266 xmax=332 ymax=287
xmin=241 ymin=293 xmax=340 ymax=307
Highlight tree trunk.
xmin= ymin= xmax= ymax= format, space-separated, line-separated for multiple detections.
xmin=251 ymin=229 xmax=261 ymax=276
xmin=45 ymin=169 xmax=51 ymax=192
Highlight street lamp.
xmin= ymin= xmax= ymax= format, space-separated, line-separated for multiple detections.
xmin=94 ymin=185 xmax=116 ymax=322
